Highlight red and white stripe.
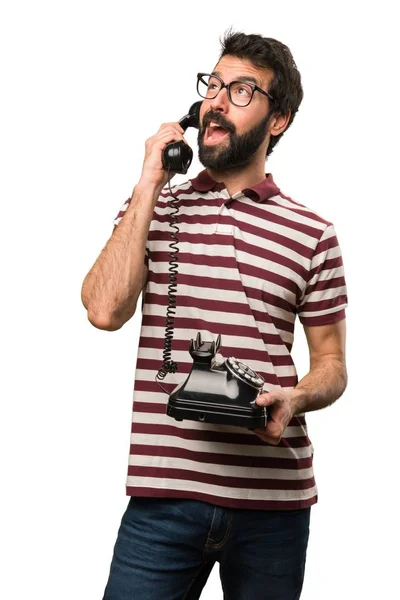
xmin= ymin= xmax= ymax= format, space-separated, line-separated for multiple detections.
xmin=112 ymin=171 xmax=347 ymax=510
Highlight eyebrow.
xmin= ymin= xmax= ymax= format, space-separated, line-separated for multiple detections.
xmin=212 ymin=70 xmax=260 ymax=86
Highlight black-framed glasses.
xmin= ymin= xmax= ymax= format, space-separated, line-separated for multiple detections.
xmin=197 ymin=72 xmax=275 ymax=107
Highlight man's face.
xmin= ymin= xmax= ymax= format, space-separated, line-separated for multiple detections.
xmin=197 ymin=55 xmax=275 ymax=171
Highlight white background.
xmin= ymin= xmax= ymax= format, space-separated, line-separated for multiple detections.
xmin=1 ymin=1 xmax=399 ymax=598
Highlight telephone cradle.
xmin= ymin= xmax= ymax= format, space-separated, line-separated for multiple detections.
xmin=166 ymin=332 xmax=268 ymax=429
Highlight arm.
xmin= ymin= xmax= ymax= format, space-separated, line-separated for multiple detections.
xmin=81 ymin=183 xmax=158 ymax=331
xmin=81 ymin=120 xmax=187 ymax=331
xmin=254 ymin=319 xmax=347 ymax=444
xmin=291 ymin=319 xmax=347 ymax=413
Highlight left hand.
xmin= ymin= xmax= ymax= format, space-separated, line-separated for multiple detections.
xmin=253 ymin=389 xmax=298 ymax=445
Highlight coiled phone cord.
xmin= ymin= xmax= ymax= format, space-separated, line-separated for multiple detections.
xmin=155 ymin=169 xmax=181 ymax=394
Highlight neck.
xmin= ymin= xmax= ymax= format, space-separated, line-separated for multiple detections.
xmin=205 ymin=153 xmax=268 ymax=196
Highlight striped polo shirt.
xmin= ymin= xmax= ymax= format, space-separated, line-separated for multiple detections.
xmin=113 ymin=169 xmax=348 ymax=510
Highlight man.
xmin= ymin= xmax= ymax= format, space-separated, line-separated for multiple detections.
xmin=81 ymin=30 xmax=347 ymax=600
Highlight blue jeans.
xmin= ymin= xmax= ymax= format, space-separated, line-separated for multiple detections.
xmin=102 ymin=497 xmax=311 ymax=600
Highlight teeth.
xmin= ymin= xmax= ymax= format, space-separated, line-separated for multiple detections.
xmin=206 ymin=122 xmax=229 ymax=141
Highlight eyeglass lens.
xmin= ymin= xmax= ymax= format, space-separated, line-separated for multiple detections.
xmin=198 ymin=75 xmax=253 ymax=107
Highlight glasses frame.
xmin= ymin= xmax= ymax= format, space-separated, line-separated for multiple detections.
xmin=197 ymin=72 xmax=275 ymax=107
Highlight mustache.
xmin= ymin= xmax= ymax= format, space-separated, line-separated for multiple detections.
xmin=201 ymin=111 xmax=235 ymax=134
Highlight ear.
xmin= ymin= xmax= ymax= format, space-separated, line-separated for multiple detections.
xmin=268 ymin=110 xmax=291 ymax=137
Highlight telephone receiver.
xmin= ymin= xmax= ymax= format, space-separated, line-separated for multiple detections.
xmin=161 ymin=101 xmax=202 ymax=175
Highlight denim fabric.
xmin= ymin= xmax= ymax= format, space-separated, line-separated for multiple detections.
xmin=102 ymin=497 xmax=311 ymax=600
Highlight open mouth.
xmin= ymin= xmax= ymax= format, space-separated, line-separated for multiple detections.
xmin=205 ymin=124 xmax=230 ymax=144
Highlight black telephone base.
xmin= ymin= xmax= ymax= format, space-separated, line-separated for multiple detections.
xmin=165 ymin=332 xmax=268 ymax=430
xmin=166 ymin=397 xmax=267 ymax=430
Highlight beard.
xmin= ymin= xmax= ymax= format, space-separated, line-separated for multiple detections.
xmin=197 ymin=110 xmax=272 ymax=171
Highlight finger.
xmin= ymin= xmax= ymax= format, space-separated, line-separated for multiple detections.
xmin=145 ymin=131 xmax=186 ymax=154
xmin=255 ymin=421 xmax=283 ymax=443
xmin=255 ymin=393 xmax=276 ymax=407
xmin=156 ymin=129 xmax=185 ymax=141
xmin=158 ymin=122 xmax=185 ymax=135
xmin=150 ymin=135 xmax=184 ymax=150
xmin=157 ymin=130 xmax=187 ymax=144
xmin=254 ymin=431 xmax=281 ymax=445
xmin=156 ymin=133 xmax=185 ymax=144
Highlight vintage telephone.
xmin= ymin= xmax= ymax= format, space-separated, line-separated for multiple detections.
xmin=155 ymin=102 xmax=268 ymax=429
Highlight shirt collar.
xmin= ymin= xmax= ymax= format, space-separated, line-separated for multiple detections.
xmin=190 ymin=169 xmax=280 ymax=203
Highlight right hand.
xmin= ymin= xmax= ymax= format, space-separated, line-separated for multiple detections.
xmin=138 ymin=122 xmax=187 ymax=190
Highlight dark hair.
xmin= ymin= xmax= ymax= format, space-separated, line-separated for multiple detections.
xmin=218 ymin=30 xmax=303 ymax=156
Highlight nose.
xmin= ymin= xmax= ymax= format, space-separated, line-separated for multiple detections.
xmin=209 ymin=85 xmax=230 ymax=114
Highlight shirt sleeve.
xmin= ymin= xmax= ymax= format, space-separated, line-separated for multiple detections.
xmin=112 ymin=197 xmax=149 ymax=268
xmin=297 ymin=223 xmax=348 ymax=326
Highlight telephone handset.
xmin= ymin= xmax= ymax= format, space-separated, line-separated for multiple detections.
xmin=155 ymin=102 xmax=268 ymax=430
xmin=161 ymin=101 xmax=202 ymax=174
